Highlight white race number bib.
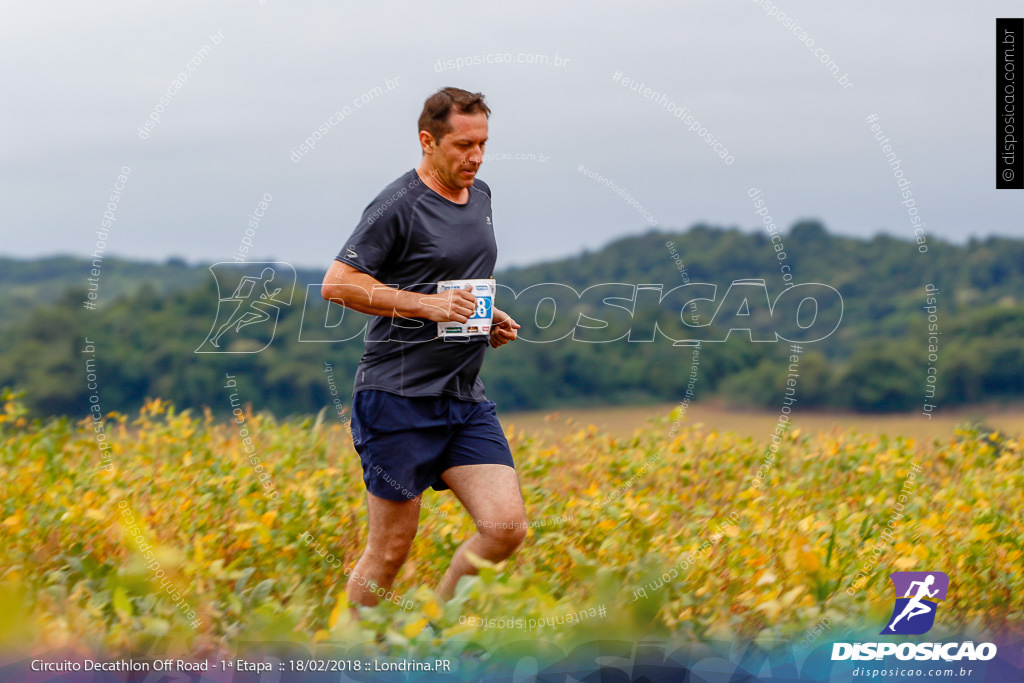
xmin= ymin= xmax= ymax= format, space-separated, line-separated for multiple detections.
xmin=436 ymin=278 xmax=496 ymax=338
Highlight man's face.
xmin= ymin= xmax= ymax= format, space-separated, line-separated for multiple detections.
xmin=425 ymin=111 xmax=488 ymax=190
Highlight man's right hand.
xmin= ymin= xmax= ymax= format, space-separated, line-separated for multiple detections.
xmin=417 ymin=285 xmax=477 ymax=323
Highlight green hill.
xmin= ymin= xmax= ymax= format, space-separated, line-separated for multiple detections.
xmin=2 ymin=221 xmax=1022 ymax=416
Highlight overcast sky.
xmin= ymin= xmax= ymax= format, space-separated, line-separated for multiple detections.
xmin=2 ymin=1 xmax=1021 ymax=269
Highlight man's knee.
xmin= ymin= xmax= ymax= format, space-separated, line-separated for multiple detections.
xmin=368 ymin=539 xmax=415 ymax=571
xmin=479 ymin=519 xmax=527 ymax=551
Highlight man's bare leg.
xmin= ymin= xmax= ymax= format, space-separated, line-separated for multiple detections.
xmin=346 ymin=492 xmax=421 ymax=613
xmin=437 ymin=464 xmax=527 ymax=601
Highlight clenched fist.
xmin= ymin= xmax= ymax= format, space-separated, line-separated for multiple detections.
xmin=417 ymin=285 xmax=478 ymax=323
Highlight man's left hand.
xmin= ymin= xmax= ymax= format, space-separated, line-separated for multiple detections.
xmin=489 ymin=308 xmax=520 ymax=348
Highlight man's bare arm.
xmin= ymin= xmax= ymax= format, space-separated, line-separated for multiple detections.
xmin=321 ymin=260 xmax=477 ymax=323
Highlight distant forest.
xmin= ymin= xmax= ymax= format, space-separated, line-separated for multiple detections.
xmin=2 ymin=220 xmax=1023 ymax=418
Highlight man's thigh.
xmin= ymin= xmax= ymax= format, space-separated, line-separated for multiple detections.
xmin=364 ymin=491 xmax=421 ymax=555
xmin=440 ymin=463 xmax=525 ymax=527
xmin=439 ymin=399 xmax=523 ymax=523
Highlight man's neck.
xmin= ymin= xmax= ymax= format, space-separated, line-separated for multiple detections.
xmin=416 ymin=165 xmax=468 ymax=204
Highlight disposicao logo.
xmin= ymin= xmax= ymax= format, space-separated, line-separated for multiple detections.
xmin=831 ymin=570 xmax=998 ymax=662
xmin=881 ymin=571 xmax=948 ymax=635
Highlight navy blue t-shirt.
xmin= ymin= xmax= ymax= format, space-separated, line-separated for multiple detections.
xmin=336 ymin=168 xmax=497 ymax=401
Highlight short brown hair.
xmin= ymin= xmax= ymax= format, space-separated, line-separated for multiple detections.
xmin=418 ymin=87 xmax=491 ymax=144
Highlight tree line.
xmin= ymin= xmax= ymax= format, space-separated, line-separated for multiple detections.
xmin=2 ymin=221 xmax=1022 ymax=417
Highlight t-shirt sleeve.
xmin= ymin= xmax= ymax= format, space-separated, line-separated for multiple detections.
xmin=335 ymin=196 xmax=404 ymax=279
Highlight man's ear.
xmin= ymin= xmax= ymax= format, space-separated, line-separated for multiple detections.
xmin=419 ymin=130 xmax=435 ymax=153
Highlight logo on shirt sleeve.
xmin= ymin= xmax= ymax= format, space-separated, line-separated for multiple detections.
xmin=345 ymin=247 xmax=358 ymax=259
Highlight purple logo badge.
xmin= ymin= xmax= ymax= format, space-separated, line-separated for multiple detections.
xmin=881 ymin=571 xmax=949 ymax=635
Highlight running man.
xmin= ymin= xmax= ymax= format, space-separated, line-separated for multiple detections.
xmin=321 ymin=87 xmax=527 ymax=608
xmin=887 ymin=574 xmax=938 ymax=631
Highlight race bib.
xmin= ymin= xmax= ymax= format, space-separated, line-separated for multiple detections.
xmin=436 ymin=278 xmax=496 ymax=338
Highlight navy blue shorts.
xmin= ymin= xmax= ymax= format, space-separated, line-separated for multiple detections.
xmin=350 ymin=389 xmax=515 ymax=502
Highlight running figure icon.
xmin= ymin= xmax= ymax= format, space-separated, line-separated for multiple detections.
xmin=209 ymin=267 xmax=283 ymax=347
xmin=880 ymin=570 xmax=949 ymax=635
xmin=195 ymin=262 xmax=297 ymax=355
xmin=887 ymin=574 xmax=938 ymax=631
